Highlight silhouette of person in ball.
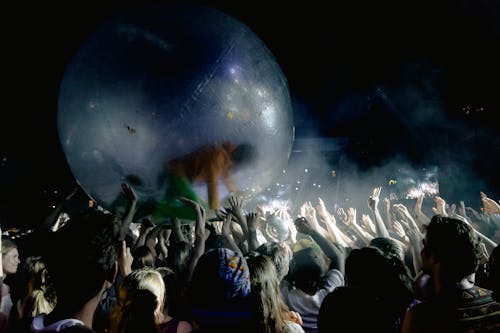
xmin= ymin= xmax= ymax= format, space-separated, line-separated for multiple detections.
xmin=153 ymin=142 xmax=256 ymax=220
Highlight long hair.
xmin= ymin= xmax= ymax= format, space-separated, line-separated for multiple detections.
xmin=246 ymin=252 xmax=290 ymax=333
xmin=109 ymin=268 xmax=165 ymax=333
xmin=18 ymin=256 xmax=56 ymax=318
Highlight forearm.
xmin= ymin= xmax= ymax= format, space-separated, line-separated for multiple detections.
xmin=120 ymin=201 xmax=137 ymax=241
xmin=309 ymin=230 xmax=344 ymax=273
xmin=247 ymin=229 xmax=260 ymax=251
xmin=371 ymin=208 xmax=390 ymax=238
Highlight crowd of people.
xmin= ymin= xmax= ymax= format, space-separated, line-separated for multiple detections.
xmin=1 ymin=182 xmax=499 ymax=332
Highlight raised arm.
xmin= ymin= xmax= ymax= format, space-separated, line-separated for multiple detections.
xmin=413 ymin=193 xmax=430 ymax=226
xmin=180 ymin=197 xmax=206 ymax=281
xmin=295 ymin=216 xmax=345 ymax=274
xmin=221 ymin=213 xmax=242 ymax=255
xmin=119 ymin=183 xmax=138 ymax=241
xmin=246 ymin=212 xmax=261 ymax=252
xmin=368 ymin=186 xmax=390 ymax=238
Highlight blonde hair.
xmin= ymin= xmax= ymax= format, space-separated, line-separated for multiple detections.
xmin=109 ymin=268 xmax=165 ymax=333
xmin=1 ymin=238 xmax=18 ymax=256
xmin=19 ymin=256 xmax=56 ymax=318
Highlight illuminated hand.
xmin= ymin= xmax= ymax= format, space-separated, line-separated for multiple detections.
xmin=368 ymin=186 xmax=382 ymax=211
xmin=316 ymin=197 xmax=334 ymax=224
xmin=480 ymin=192 xmax=500 ymax=215
xmin=414 ymin=193 xmax=424 ymax=215
xmin=432 ymin=196 xmax=447 ymax=216
xmin=337 ymin=207 xmax=348 ymax=225
xmin=361 ymin=213 xmax=376 ymax=235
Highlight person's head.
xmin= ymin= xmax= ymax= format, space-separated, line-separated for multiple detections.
xmin=245 ymin=252 xmax=289 ymax=333
xmin=289 ymin=245 xmax=327 ymax=295
xmin=345 ymin=246 xmax=414 ymax=322
xmin=2 ymin=238 xmax=20 ymax=276
xmin=131 ymin=245 xmax=155 ymax=270
xmin=422 ymin=215 xmax=482 ymax=282
xmin=165 ymin=241 xmax=191 ymax=275
xmin=255 ymin=242 xmax=291 ymax=281
xmin=190 ymin=248 xmax=253 ymax=332
xmin=369 ymin=237 xmax=405 ymax=261
xmin=231 ymin=143 xmax=257 ymax=169
xmin=45 ymin=209 xmax=121 ymax=313
xmin=110 ymin=267 xmax=165 ymax=333
xmin=14 ymin=256 xmax=56 ymax=319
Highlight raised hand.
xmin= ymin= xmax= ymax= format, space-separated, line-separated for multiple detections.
xmin=121 ymin=183 xmax=137 ymax=203
xmin=368 ymin=186 xmax=382 ymax=211
xmin=227 ymin=195 xmax=248 ymax=236
xmin=246 ymin=212 xmax=259 ymax=232
xmin=480 ymin=192 xmax=500 ymax=215
xmin=432 ymin=196 xmax=447 ymax=216
xmin=316 ymin=197 xmax=332 ymax=222
xmin=118 ymin=240 xmax=133 ymax=278
xmin=336 ymin=207 xmax=348 ymax=225
xmin=360 ymin=213 xmax=376 ymax=235
xmin=294 ymin=216 xmax=316 ymax=235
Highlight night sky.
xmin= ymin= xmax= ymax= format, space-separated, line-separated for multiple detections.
xmin=2 ymin=0 xmax=500 ymax=229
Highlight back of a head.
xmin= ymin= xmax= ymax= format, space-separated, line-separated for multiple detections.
xmin=369 ymin=237 xmax=404 ymax=261
xmin=425 ymin=215 xmax=482 ymax=281
xmin=16 ymin=256 xmax=56 ymax=318
xmin=110 ymin=267 xmax=165 ymax=333
xmin=345 ymin=246 xmax=413 ymax=304
xmin=289 ymin=246 xmax=327 ymax=295
xmin=255 ymin=242 xmax=291 ymax=281
xmin=166 ymin=241 xmax=192 ymax=275
xmin=246 ymin=252 xmax=288 ymax=333
xmin=131 ymin=245 xmax=155 ymax=270
xmin=190 ymin=248 xmax=253 ymax=331
xmin=45 ymin=209 xmax=120 ymax=312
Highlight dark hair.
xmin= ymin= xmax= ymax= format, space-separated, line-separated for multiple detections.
xmin=369 ymin=237 xmax=404 ymax=261
xmin=231 ymin=143 xmax=256 ymax=167
xmin=165 ymin=241 xmax=192 ymax=276
xmin=424 ymin=215 xmax=482 ymax=281
xmin=289 ymin=247 xmax=327 ymax=295
xmin=132 ymin=245 xmax=155 ymax=270
xmin=345 ymin=246 xmax=414 ymax=327
xmin=45 ymin=210 xmax=120 ymax=313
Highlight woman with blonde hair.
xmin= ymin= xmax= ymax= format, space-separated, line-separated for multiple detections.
xmin=109 ymin=267 xmax=166 ymax=333
xmin=246 ymin=252 xmax=304 ymax=333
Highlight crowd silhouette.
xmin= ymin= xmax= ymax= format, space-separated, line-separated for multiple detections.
xmin=1 ymin=180 xmax=499 ymax=332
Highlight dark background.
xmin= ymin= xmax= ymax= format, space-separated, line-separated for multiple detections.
xmin=2 ymin=0 xmax=499 ymax=229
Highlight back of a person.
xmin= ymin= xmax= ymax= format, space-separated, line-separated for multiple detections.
xmin=281 ymin=247 xmax=343 ymax=333
xmin=409 ymin=285 xmax=500 ymax=332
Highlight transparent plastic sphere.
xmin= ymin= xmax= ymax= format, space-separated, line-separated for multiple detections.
xmin=57 ymin=2 xmax=294 ymax=217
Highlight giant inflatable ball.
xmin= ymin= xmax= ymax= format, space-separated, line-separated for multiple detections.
xmin=57 ymin=2 xmax=294 ymax=219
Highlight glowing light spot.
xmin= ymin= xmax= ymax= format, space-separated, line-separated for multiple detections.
xmin=227 ymin=112 xmax=233 ymax=119
xmin=304 ymin=169 xmax=308 ymax=173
